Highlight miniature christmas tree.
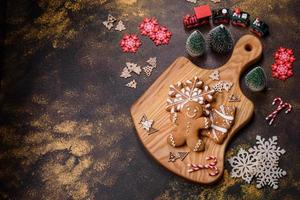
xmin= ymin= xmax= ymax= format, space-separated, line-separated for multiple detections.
xmin=185 ymin=30 xmax=206 ymax=57
xmin=208 ymin=24 xmax=233 ymax=54
xmin=245 ymin=66 xmax=267 ymax=92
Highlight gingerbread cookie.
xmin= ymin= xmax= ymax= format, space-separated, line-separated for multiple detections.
xmin=202 ymin=105 xmax=236 ymax=144
xmin=166 ymin=77 xmax=216 ymax=152
xmin=166 ymin=76 xmax=215 ymax=114
xmin=167 ymin=101 xmax=212 ymax=151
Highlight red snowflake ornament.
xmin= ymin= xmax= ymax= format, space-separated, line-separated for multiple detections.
xmin=271 ymin=47 xmax=296 ymax=80
xmin=272 ymin=62 xmax=293 ymax=80
xmin=139 ymin=18 xmax=159 ymax=36
xmin=120 ymin=34 xmax=142 ymax=53
xmin=149 ymin=26 xmax=172 ymax=46
xmin=275 ymin=47 xmax=296 ymax=64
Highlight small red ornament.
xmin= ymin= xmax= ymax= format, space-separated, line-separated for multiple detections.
xmin=194 ymin=5 xmax=212 ymax=20
xmin=274 ymin=47 xmax=296 ymax=64
xmin=120 ymin=34 xmax=142 ymax=53
xmin=271 ymin=62 xmax=293 ymax=80
xmin=234 ymin=8 xmax=241 ymax=14
xmin=150 ymin=26 xmax=172 ymax=46
xmin=271 ymin=47 xmax=296 ymax=80
xmin=183 ymin=14 xmax=209 ymax=29
xmin=139 ymin=18 xmax=159 ymax=36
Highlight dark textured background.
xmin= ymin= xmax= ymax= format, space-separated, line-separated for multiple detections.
xmin=0 ymin=0 xmax=299 ymax=199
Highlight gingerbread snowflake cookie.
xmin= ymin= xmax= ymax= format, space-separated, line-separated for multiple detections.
xmin=166 ymin=77 xmax=216 ymax=152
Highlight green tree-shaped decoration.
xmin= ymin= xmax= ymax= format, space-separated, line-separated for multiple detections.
xmin=208 ymin=24 xmax=234 ymax=54
xmin=245 ymin=66 xmax=267 ymax=92
xmin=186 ymin=30 xmax=206 ymax=57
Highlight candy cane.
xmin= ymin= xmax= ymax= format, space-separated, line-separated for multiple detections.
xmin=266 ymin=98 xmax=284 ymax=122
xmin=208 ymin=166 xmax=219 ymax=176
xmin=206 ymin=156 xmax=217 ymax=166
xmin=206 ymin=155 xmax=217 ymax=161
xmin=187 ymin=156 xmax=219 ymax=176
xmin=266 ymin=97 xmax=292 ymax=125
xmin=187 ymin=164 xmax=219 ymax=176
xmin=272 ymin=97 xmax=283 ymax=106
xmin=283 ymin=103 xmax=292 ymax=114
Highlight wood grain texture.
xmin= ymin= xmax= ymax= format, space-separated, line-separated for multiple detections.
xmin=131 ymin=35 xmax=262 ymax=184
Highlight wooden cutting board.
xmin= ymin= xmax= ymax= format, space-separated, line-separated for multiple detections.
xmin=130 ymin=35 xmax=262 ymax=184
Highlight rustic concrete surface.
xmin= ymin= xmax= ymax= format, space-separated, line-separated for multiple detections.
xmin=0 ymin=0 xmax=299 ymax=199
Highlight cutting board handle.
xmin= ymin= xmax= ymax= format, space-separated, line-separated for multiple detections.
xmin=222 ymin=35 xmax=262 ymax=75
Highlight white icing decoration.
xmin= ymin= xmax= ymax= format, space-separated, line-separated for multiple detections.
xmin=211 ymin=124 xmax=228 ymax=133
xmin=215 ymin=105 xmax=234 ymax=121
xmin=166 ymin=77 xmax=215 ymax=115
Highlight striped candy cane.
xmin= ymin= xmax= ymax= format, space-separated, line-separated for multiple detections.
xmin=187 ymin=156 xmax=219 ymax=176
xmin=282 ymin=103 xmax=292 ymax=113
xmin=266 ymin=97 xmax=292 ymax=125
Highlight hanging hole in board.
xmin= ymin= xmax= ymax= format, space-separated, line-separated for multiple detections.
xmin=245 ymin=44 xmax=252 ymax=52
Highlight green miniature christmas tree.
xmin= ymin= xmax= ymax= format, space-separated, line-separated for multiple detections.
xmin=208 ymin=24 xmax=233 ymax=54
xmin=245 ymin=66 xmax=267 ymax=92
xmin=186 ymin=30 xmax=206 ymax=57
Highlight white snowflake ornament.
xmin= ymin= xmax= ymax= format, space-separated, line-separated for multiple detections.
xmin=228 ymin=135 xmax=287 ymax=190
xmin=228 ymin=148 xmax=258 ymax=183
xmin=255 ymin=159 xmax=286 ymax=189
xmin=248 ymin=135 xmax=286 ymax=162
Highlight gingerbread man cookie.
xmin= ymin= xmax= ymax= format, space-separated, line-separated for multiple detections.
xmin=166 ymin=77 xmax=216 ymax=152
xmin=167 ymin=101 xmax=211 ymax=151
